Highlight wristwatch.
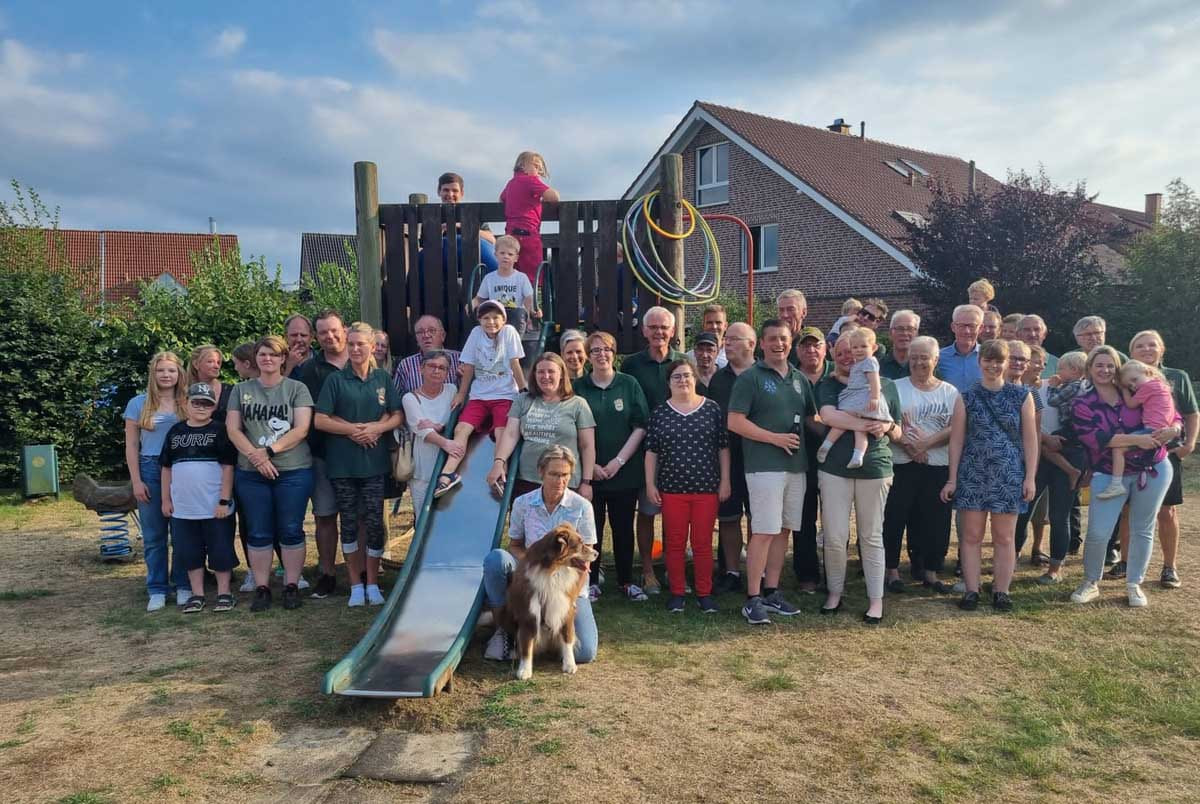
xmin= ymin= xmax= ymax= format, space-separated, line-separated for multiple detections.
xmin=218 ymin=498 xmax=233 ymax=506
xmin=265 ymin=446 xmax=276 ymax=458
xmin=614 ymin=456 xmax=626 ymax=466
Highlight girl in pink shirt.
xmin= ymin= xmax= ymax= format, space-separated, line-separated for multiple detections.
xmin=1097 ymin=359 xmax=1178 ymax=499
xmin=500 ymin=151 xmax=560 ymax=284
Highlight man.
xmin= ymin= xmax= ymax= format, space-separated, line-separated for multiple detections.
xmin=284 ymin=314 xmax=314 ymax=379
xmin=687 ymin=303 xmax=729 ymax=368
xmin=793 ymin=326 xmax=831 ymax=592
xmin=776 ymin=289 xmax=807 ymax=338
xmin=622 ymin=306 xmax=686 ymax=594
xmin=937 ymin=304 xmax=983 ymax=391
xmin=1019 ymin=314 xmax=1058 ymax=378
xmin=393 ymin=315 xmax=463 ymax=396
xmin=879 ymin=310 xmax=919 ymax=379
xmin=693 ymin=332 xmax=720 ymax=391
xmin=855 ymin=297 xmax=889 ymax=332
xmin=297 ymin=309 xmax=351 ymax=598
xmin=979 ymin=309 xmax=1002 ymax=343
xmin=437 ymin=172 xmax=495 ymax=243
xmin=1072 ymin=315 xmax=1127 ymax=360
xmin=728 ymin=319 xmax=817 ymax=624
xmin=705 ymin=322 xmax=757 ymax=594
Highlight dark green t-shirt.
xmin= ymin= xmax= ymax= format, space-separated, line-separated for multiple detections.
xmin=704 ymin=363 xmax=745 ymax=462
xmin=315 ymin=365 xmax=403 ymax=479
xmin=574 ymin=372 xmax=649 ymax=490
xmin=297 ymin=352 xmax=345 ymax=459
xmin=814 ymin=375 xmax=902 ymax=479
xmin=728 ymin=361 xmax=817 ymax=474
xmin=1163 ymin=366 xmax=1198 ymax=416
xmin=878 ymin=352 xmax=910 ymax=380
xmin=621 ymin=349 xmax=685 ymax=411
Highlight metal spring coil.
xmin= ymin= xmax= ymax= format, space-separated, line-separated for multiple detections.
xmin=99 ymin=509 xmax=138 ymax=560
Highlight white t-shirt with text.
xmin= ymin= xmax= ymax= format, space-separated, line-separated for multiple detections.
xmin=460 ymin=324 xmax=525 ymax=401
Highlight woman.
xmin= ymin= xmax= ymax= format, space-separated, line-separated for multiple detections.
xmin=315 ymin=322 xmax=403 ymax=608
xmin=373 ymin=330 xmax=394 ymax=377
xmin=487 ymin=352 xmax=596 ymax=500
xmin=645 ymin=358 xmax=730 ymax=613
xmin=574 ymin=331 xmax=649 ymax=602
xmin=559 ymin=329 xmax=588 ymax=381
xmin=187 ymin=344 xmax=233 ymax=421
xmin=941 ymin=339 xmax=1038 ymax=612
xmin=123 ymin=351 xmax=188 ymax=611
xmin=226 ymin=335 xmax=315 ymax=613
xmin=815 ymin=336 xmax=903 ymax=624
xmin=1070 ymin=345 xmax=1180 ymax=608
xmin=1015 ymin=344 xmax=1052 ymax=566
xmin=882 ymin=337 xmax=958 ymax=594
xmin=1129 ymin=330 xmax=1197 ymax=589
xmin=403 ymin=350 xmax=460 ymax=515
xmin=480 ymin=446 xmax=598 ymax=663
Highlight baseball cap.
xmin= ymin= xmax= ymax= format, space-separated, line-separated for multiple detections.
xmin=187 ymin=382 xmax=217 ymax=403
xmin=477 ymin=300 xmax=507 ymax=320
xmin=694 ymin=332 xmax=719 ymax=347
xmin=797 ymin=326 xmax=824 ymax=343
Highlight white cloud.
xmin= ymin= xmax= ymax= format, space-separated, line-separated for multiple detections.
xmin=477 ymin=0 xmax=543 ymax=23
xmin=371 ymin=30 xmax=472 ymax=81
xmin=209 ymin=26 xmax=246 ymax=58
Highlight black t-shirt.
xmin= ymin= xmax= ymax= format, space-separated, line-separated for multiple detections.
xmin=159 ymin=420 xmax=237 ymax=467
xmin=645 ymin=398 xmax=728 ymax=494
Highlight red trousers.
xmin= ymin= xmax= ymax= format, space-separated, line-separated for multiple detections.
xmin=661 ymin=492 xmax=717 ymax=596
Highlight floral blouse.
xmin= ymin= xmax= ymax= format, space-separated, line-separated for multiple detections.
xmin=1071 ymin=387 xmax=1171 ymax=476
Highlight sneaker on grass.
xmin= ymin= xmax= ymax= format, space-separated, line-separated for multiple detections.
xmin=311 ymin=573 xmax=336 ymax=599
xmin=146 ymin=593 xmax=166 ymax=613
xmin=1160 ymin=566 xmax=1181 ymax=589
xmin=483 ymin=629 xmax=511 ymax=661
xmin=176 ymin=588 xmax=191 ymax=607
xmin=741 ymin=595 xmax=771 ymax=625
xmin=588 ymin=584 xmax=601 ymax=603
xmin=251 ymin=586 xmax=272 ymax=612
xmin=282 ymin=583 xmax=302 ymax=610
xmin=366 ymin=585 xmax=385 ymax=606
xmin=622 ymin=584 xmax=648 ymax=602
xmin=1105 ymin=560 xmax=1127 ymax=580
xmin=296 ymin=576 xmax=311 ymax=591
xmin=1070 ymin=580 xmax=1099 ymax=604
xmin=348 ymin=585 xmax=366 ymax=608
xmin=697 ymin=595 xmax=719 ymax=614
xmin=238 ymin=572 xmax=256 ymax=593
xmin=1127 ymin=583 xmax=1148 ymax=608
xmin=991 ymin=591 xmax=1013 ymax=612
xmin=762 ymin=590 xmax=800 ymax=616
xmin=666 ymin=594 xmax=685 ymax=613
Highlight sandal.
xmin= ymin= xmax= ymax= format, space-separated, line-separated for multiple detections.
xmin=214 ymin=593 xmax=236 ymax=612
xmin=886 ymin=578 xmax=906 ymax=593
xmin=1032 ymin=551 xmax=1051 ymax=566
xmin=182 ymin=595 xmax=205 ymax=614
xmin=433 ymin=472 xmax=461 ymax=499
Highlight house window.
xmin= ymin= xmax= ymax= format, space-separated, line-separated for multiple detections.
xmin=741 ymin=224 xmax=779 ymax=274
xmin=696 ymin=142 xmax=729 ymax=206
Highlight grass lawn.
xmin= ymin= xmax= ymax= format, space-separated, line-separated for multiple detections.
xmin=1 ymin=461 xmax=1199 ymax=803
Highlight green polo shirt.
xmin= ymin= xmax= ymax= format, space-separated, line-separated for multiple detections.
xmin=1163 ymin=366 xmax=1198 ymax=416
xmin=621 ymin=348 xmax=685 ymax=410
xmin=297 ymin=352 xmax=346 ymax=459
xmin=575 ymin=372 xmax=649 ymax=490
xmin=879 ymin=352 xmax=910 ymax=380
xmin=728 ymin=360 xmax=817 ymax=474
xmin=814 ymin=375 xmax=902 ymax=480
xmin=315 ymin=365 xmax=402 ymax=479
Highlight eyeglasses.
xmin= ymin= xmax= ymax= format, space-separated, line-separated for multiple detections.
xmin=891 ymin=325 xmax=917 ymax=334
xmin=423 ymin=364 xmax=449 ymax=372
xmin=588 ymin=347 xmax=614 ymax=355
xmin=414 ymin=328 xmax=440 ymax=337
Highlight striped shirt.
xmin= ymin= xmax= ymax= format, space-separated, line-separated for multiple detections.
xmin=393 ymin=349 xmax=462 ymax=396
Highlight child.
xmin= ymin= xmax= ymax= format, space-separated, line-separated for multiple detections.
xmin=434 ymin=301 xmax=526 ymax=497
xmin=473 ymin=234 xmax=539 ymax=335
xmin=827 ymin=297 xmax=862 ymax=344
xmin=1096 ymin=360 xmax=1178 ymax=499
xmin=817 ymin=328 xmax=891 ymax=469
xmin=160 ymin=382 xmax=238 ymax=613
xmin=232 ymin=342 xmax=258 ymax=380
xmin=1036 ymin=351 xmax=1086 ymax=490
xmin=967 ymin=278 xmax=999 ymax=312
xmin=500 ymin=151 xmax=560 ymax=285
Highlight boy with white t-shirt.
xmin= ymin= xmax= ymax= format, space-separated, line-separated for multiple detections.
xmin=434 ymin=301 xmax=526 ymax=497
xmin=472 ymin=235 xmax=539 ymax=334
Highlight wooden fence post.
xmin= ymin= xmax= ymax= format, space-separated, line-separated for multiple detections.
xmin=355 ymin=161 xmax=382 ymax=328
xmin=658 ymin=153 xmax=685 ymax=348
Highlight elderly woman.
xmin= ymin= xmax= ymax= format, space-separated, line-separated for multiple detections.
xmin=1070 ymin=345 xmax=1180 ymax=607
xmin=124 ymin=351 xmax=188 ymax=611
xmin=402 ymin=350 xmax=460 ymax=516
xmin=941 ymin=339 xmax=1038 ymax=612
xmin=574 ymin=331 xmax=649 ymax=601
xmin=480 ymin=446 xmax=598 ymax=665
xmin=559 ymin=329 xmax=588 ymax=381
xmin=816 ymin=336 xmax=903 ymax=624
xmin=226 ymin=335 xmax=314 ymax=613
xmin=487 ymin=352 xmax=597 ymax=500
xmin=1128 ymin=331 xmax=1197 ymax=589
xmin=881 ymin=337 xmax=959 ymax=593
xmin=187 ymin=345 xmax=233 ymax=421
xmin=315 ymin=322 xmax=403 ymax=608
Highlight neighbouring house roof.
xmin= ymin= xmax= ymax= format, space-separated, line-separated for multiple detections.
xmin=300 ymin=233 xmax=356 ymax=287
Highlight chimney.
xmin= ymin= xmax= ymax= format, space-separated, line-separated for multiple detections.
xmin=967 ymin=160 xmax=977 ymax=195
xmin=860 ymin=120 xmax=865 ymax=139
xmin=827 ymin=118 xmax=851 ymax=135
xmin=1145 ymin=193 xmax=1162 ymax=224
xmin=908 ymin=171 xmax=916 ymax=187
xmin=209 ymin=216 xmax=217 ymax=234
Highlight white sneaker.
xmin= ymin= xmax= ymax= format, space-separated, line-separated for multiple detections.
xmin=296 ymin=576 xmax=311 ymax=591
xmin=952 ymin=580 xmax=966 ymax=594
xmin=1127 ymin=583 xmax=1148 ymax=608
xmin=146 ymin=593 xmax=166 ymax=612
xmin=484 ymin=628 xmax=511 ymax=661
xmin=347 ymin=585 xmax=366 ymax=608
xmin=1096 ymin=482 xmax=1125 ymax=500
xmin=239 ymin=572 xmax=256 ymax=593
xmin=366 ymin=585 xmax=385 ymax=606
xmin=1071 ymin=580 xmax=1100 ymax=604
xmin=176 ymin=589 xmax=191 ymax=607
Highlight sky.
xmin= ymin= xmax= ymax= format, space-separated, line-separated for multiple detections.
xmin=1 ymin=0 xmax=1197 ymax=283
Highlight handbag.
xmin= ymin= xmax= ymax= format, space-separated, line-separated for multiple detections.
xmin=391 ymin=428 xmax=415 ymax=482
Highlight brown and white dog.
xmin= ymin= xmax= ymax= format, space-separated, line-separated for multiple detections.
xmin=497 ymin=524 xmax=597 ymax=680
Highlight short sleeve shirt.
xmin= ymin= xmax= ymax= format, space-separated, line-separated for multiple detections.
xmin=159 ymin=420 xmax=236 ymax=519
xmin=878 ymin=352 xmax=911 ymax=380
xmin=814 ymin=375 xmax=902 ymax=479
xmin=574 ymin=372 xmax=649 ymax=491
xmin=460 ymin=324 xmax=525 ymax=400
xmin=501 ymin=173 xmax=550 ymax=232
xmin=1163 ymin=366 xmax=1198 ymax=416
xmin=937 ymin=344 xmax=982 ymax=392
xmin=296 ymin=353 xmax=344 ymax=458
xmin=621 ymin=349 xmax=686 ymax=410
xmin=891 ymin=379 xmax=958 ymax=466
xmin=728 ymin=361 xmax=817 ymax=474
xmin=645 ymin=398 xmax=727 ymax=494
xmin=123 ymin=394 xmax=180 ymax=457
xmin=477 ymin=270 xmax=534 ymax=311
xmin=316 ymin=365 xmax=403 ymax=479
xmin=232 ymin=378 xmax=314 ymax=472
xmin=508 ymin=488 xmax=597 ymax=598
xmin=510 ymin=395 xmax=596 ymax=487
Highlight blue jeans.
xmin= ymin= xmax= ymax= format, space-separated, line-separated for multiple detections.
xmin=483 ymin=548 xmax=597 ymax=663
xmin=138 ymin=456 xmax=188 ymax=595
xmin=1082 ymin=458 xmax=1173 ymax=585
xmin=235 ymin=467 xmax=315 ymax=552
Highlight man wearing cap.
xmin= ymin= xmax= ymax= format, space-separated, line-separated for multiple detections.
xmin=692 ymin=332 xmax=720 ymax=392
xmin=792 ymin=326 xmax=831 ymax=592
xmin=687 ymin=304 xmax=729 ymax=369
xmin=879 ymin=310 xmax=919 ymax=380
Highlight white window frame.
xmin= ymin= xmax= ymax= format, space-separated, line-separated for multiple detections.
xmin=741 ymin=223 xmax=779 ymax=275
xmin=695 ymin=142 xmax=730 ymax=207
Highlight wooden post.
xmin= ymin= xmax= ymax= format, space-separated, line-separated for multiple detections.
xmin=408 ymin=193 xmax=427 ymax=205
xmin=658 ymin=153 xmax=685 ymax=348
xmin=354 ymin=161 xmax=382 ymax=328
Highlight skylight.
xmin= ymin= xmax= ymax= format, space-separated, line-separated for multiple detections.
xmin=885 ymin=160 xmax=909 ymax=178
xmin=900 ymin=158 xmax=929 ymax=177
xmin=894 ymin=210 xmax=928 ymax=228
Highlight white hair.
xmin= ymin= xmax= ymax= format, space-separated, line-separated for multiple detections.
xmin=891 ymin=309 xmax=921 ymax=328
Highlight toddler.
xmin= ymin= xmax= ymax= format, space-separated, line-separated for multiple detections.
xmin=1040 ymin=351 xmax=1087 ymax=489
xmin=500 ymin=151 xmax=560 ymax=284
xmin=473 ymin=234 xmax=539 ymax=334
xmin=817 ymin=328 xmax=891 ymax=469
xmin=827 ymin=297 xmax=862 ymax=343
xmin=1097 ymin=360 xmax=1177 ymax=499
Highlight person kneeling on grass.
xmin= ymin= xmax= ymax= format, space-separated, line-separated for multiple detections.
xmin=160 ymin=382 xmax=238 ymax=613
xmin=435 ymin=300 xmax=526 ymax=497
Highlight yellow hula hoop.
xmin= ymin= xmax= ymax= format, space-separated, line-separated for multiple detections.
xmin=622 ymin=197 xmax=722 ymax=306
xmin=641 ymin=191 xmax=697 ymax=240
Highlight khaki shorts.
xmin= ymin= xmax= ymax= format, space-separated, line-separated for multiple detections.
xmin=745 ymin=471 xmax=807 ymax=535
xmin=310 ymin=457 xmax=339 ymax=518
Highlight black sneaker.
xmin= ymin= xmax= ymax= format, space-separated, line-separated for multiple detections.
xmin=1105 ymin=548 xmax=1120 ymax=567
xmin=714 ymin=572 xmax=742 ymax=595
xmin=1161 ymin=566 xmax=1182 ymax=589
xmin=741 ymin=595 xmax=771 ymax=625
xmin=251 ymin=586 xmax=272 ymax=612
xmin=1105 ymin=560 xmax=1127 ymax=580
xmin=697 ymin=595 xmax=719 ymax=614
xmin=958 ymin=591 xmax=979 ymax=611
xmin=666 ymin=594 xmax=685 ymax=613
xmin=283 ymin=583 xmax=302 ymax=610
xmin=761 ymin=590 xmax=800 ymax=616
xmin=311 ymin=573 xmax=336 ymax=599
xmin=991 ymin=591 xmax=1014 ymax=612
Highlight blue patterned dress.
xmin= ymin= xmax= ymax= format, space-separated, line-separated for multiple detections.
xmin=954 ymin=382 xmax=1030 ymax=514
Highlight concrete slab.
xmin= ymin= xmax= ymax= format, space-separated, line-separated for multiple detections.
xmin=319 ymin=779 xmax=433 ymax=803
xmin=259 ymin=726 xmax=377 ymax=785
xmin=344 ymin=731 xmax=479 ymax=784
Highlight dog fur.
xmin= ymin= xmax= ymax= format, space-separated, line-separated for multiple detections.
xmin=497 ymin=524 xmax=597 ymax=680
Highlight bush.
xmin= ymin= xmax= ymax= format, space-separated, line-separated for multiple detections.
xmin=300 ymin=239 xmax=360 ymax=323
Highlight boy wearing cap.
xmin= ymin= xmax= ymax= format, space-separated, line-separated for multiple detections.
xmin=160 ymin=382 xmax=238 ymax=613
xmin=435 ymin=300 xmax=526 ymax=496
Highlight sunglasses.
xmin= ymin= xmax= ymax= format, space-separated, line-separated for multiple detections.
xmin=858 ymin=310 xmax=881 ymax=322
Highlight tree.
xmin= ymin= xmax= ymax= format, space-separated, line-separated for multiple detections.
xmin=905 ymin=168 xmax=1109 ymax=353
xmin=300 ymin=239 xmax=360 ymax=323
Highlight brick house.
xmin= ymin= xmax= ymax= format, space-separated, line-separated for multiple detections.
xmin=624 ymin=101 xmax=1155 ymax=329
xmin=299 ymin=232 xmax=357 ymax=288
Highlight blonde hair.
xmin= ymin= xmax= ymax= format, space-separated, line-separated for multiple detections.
xmin=347 ymin=321 xmax=378 ymax=370
xmin=1129 ymin=329 xmax=1165 ymax=363
xmin=186 ymin=344 xmax=222 ymax=387
xmin=1058 ymin=351 xmax=1087 ymax=374
xmin=1085 ymin=345 xmax=1123 ymax=376
xmin=494 ymin=234 xmax=521 ymax=253
xmin=1119 ymin=359 xmax=1164 ymax=384
xmin=846 ymin=327 xmax=876 ymax=348
xmin=585 ymin=331 xmax=616 ymax=354
xmin=139 ymin=351 xmax=186 ymax=430
xmin=1027 ymin=344 xmax=1045 ymax=361
xmin=968 ymin=278 xmax=995 ymax=301
xmin=1007 ymin=339 xmax=1030 ymax=359
xmin=1002 ymin=313 xmax=1024 ymax=326
xmin=254 ymin=335 xmax=288 ymax=361
xmin=840 ymin=297 xmax=863 ymax=316
xmin=514 ymin=150 xmax=548 ymax=178
xmin=537 ymin=444 xmax=577 ymax=475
